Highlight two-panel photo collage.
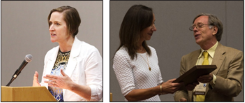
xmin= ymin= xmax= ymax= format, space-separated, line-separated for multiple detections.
xmin=1 ymin=0 xmax=244 ymax=102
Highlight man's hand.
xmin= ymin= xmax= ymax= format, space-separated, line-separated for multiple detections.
xmin=185 ymin=81 xmax=199 ymax=91
xmin=197 ymin=73 xmax=213 ymax=83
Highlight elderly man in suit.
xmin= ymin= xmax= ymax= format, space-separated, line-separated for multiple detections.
xmin=174 ymin=13 xmax=243 ymax=102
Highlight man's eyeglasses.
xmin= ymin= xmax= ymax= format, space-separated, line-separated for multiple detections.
xmin=189 ymin=23 xmax=211 ymax=31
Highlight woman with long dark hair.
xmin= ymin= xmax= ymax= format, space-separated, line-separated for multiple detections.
xmin=113 ymin=5 xmax=181 ymax=101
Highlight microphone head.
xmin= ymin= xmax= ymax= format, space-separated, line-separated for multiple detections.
xmin=25 ymin=54 xmax=33 ymax=62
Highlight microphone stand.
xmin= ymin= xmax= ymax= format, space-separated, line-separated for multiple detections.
xmin=6 ymin=69 xmax=22 ymax=86
xmin=6 ymin=76 xmax=17 ymax=86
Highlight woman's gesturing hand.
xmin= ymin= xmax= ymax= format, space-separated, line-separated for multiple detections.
xmin=33 ymin=71 xmax=41 ymax=86
xmin=44 ymin=69 xmax=74 ymax=90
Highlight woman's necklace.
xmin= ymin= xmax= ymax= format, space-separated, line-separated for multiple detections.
xmin=139 ymin=54 xmax=151 ymax=71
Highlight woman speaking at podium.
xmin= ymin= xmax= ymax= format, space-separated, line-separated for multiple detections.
xmin=32 ymin=6 xmax=102 ymax=101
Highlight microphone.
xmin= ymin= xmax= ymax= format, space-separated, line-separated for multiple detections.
xmin=6 ymin=54 xmax=33 ymax=86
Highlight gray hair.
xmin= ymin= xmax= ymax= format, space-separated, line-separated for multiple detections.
xmin=193 ymin=13 xmax=223 ymax=41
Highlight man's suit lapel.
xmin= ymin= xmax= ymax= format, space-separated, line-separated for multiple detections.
xmin=189 ymin=50 xmax=200 ymax=68
xmin=204 ymin=43 xmax=226 ymax=99
xmin=188 ymin=50 xmax=201 ymax=101
xmin=211 ymin=43 xmax=226 ymax=75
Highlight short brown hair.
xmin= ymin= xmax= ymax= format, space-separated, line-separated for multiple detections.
xmin=117 ymin=5 xmax=153 ymax=60
xmin=193 ymin=13 xmax=223 ymax=41
xmin=48 ymin=6 xmax=81 ymax=37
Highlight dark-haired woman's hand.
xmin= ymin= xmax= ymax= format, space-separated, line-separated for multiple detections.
xmin=161 ymin=79 xmax=182 ymax=94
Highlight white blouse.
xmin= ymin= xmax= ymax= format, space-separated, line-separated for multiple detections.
xmin=113 ymin=46 xmax=163 ymax=101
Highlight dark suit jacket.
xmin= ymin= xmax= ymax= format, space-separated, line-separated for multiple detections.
xmin=174 ymin=43 xmax=243 ymax=101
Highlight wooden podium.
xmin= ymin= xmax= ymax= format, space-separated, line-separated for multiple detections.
xmin=110 ymin=93 xmax=112 ymax=101
xmin=1 ymin=86 xmax=56 ymax=102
